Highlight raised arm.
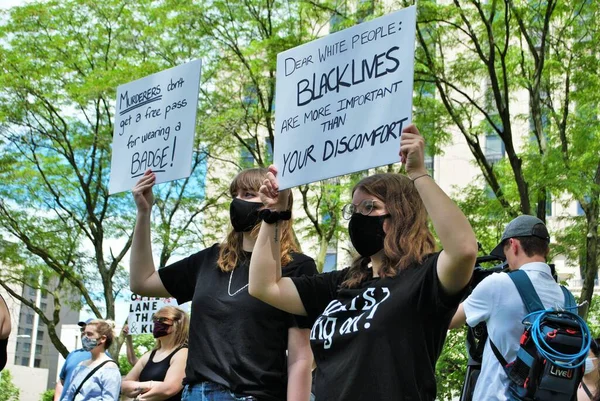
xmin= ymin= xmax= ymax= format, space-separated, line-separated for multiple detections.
xmin=248 ymin=168 xmax=307 ymax=316
xmin=400 ymin=124 xmax=478 ymax=295
xmin=122 ymin=325 xmax=138 ymax=366
xmin=287 ymin=327 xmax=313 ymax=401
xmin=130 ymin=170 xmax=170 ymax=297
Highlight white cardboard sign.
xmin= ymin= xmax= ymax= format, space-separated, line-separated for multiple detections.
xmin=274 ymin=7 xmax=416 ymax=189
xmin=127 ymin=294 xmax=179 ymax=335
xmin=109 ymin=59 xmax=202 ymax=194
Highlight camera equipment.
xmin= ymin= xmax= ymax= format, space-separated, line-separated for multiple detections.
xmin=459 ymin=255 xmax=507 ymax=401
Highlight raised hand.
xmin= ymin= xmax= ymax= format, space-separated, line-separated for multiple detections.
xmin=259 ymin=165 xmax=290 ymax=212
xmin=399 ymin=124 xmax=427 ymax=178
xmin=132 ymin=169 xmax=155 ymax=213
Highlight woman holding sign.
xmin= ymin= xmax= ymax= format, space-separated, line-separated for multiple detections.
xmin=248 ymin=124 xmax=478 ymax=401
xmin=121 ymin=306 xmax=189 ymax=401
xmin=130 ymin=167 xmax=317 ymax=401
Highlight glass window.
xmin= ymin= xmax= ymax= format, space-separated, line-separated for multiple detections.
xmin=23 ymin=342 xmax=30 ymax=352
xmin=25 ymin=328 xmax=32 ymax=336
xmin=26 ymin=314 xmax=34 ymax=324
xmin=37 ymin=330 xmax=44 ymax=340
xmin=324 ymin=252 xmax=338 ymax=273
xmin=240 ymin=142 xmax=256 ymax=168
xmin=35 ymin=344 xmax=42 ymax=354
xmin=34 ymin=359 xmax=41 ymax=368
xmin=21 ymin=357 xmax=29 ymax=366
xmin=485 ymin=134 xmax=505 ymax=164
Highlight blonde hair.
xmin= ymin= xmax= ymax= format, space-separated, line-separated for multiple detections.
xmin=153 ymin=306 xmax=189 ymax=350
xmin=217 ymin=168 xmax=298 ymax=272
xmin=86 ymin=319 xmax=116 ymax=349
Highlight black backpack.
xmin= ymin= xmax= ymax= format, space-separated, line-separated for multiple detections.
xmin=489 ymin=270 xmax=590 ymax=401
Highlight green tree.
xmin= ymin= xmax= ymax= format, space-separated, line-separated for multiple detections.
xmin=0 ymin=0 xmax=221 ymax=357
xmin=411 ymin=0 xmax=600 ymax=315
xmin=0 ymin=370 xmax=20 ymax=401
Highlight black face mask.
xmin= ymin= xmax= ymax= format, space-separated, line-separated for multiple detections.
xmin=230 ymin=198 xmax=263 ymax=232
xmin=348 ymin=213 xmax=389 ymax=257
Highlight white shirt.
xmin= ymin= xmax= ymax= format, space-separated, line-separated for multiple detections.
xmin=463 ymin=262 xmax=566 ymax=401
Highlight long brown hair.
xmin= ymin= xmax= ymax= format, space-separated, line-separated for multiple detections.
xmin=217 ymin=168 xmax=298 ymax=272
xmin=342 ymin=173 xmax=436 ymax=288
xmin=153 ymin=306 xmax=189 ymax=350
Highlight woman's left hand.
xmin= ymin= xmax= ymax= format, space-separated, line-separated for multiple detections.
xmin=259 ymin=165 xmax=290 ymax=212
xmin=399 ymin=124 xmax=427 ymax=178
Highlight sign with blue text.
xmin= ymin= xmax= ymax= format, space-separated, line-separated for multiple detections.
xmin=109 ymin=59 xmax=202 ymax=194
xmin=274 ymin=6 xmax=416 ymax=189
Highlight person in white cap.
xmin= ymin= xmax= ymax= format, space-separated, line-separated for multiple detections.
xmin=449 ymin=215 xmax=566 ymax=401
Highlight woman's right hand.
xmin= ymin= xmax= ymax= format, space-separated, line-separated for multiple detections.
xmin=259 ymin=165 xmax=290 ymax=212
xmin=132 ymin=170 xmax=155 ymax=214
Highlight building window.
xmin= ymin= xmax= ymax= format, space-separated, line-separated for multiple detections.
xmin=35 ymin=344 xmax=42 ymax=354
xmin=485 ymin=134 xmax=505 ymax=164
xmin=424 ymin=151 xmax=434 ymax=176
xmin=28 ymin=287 xmax=36 ymax=296
xmin=265 ymin=138 xmax=273 ymax=165
xmin=26 ymin=314 xmax=34 ymax=324
xmin=23 ymin=342 xmax=31 ymax=352
xmin=34 ymin=359 xmax=41 ymax=368
xmin=546 ymin=193 xmax=553 ymax=217
xmin=25 ymin=328 xmax=32 ymax=336
xmin=324 ymin=252 xmax=338 ymax=273
xmin=21 ymin=357 xmax=29 ymax=366
xmin=37 ymin=330 xmax=44 ymax=341
xmin=240 ymin=142 xmax=256 ymax=168
xmin=40 ymin=302 xmax=47 ymax=310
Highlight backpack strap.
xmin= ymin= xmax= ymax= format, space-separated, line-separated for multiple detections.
xmin=560 ymin=286 xmax=577 ymax=310
xmin=508 ymin=270 xmax=544 ymax=314
xmin=488 ymin=270 xmax=543 ymax=369
xmin=72 ymin=359 xmax=117 ymax=400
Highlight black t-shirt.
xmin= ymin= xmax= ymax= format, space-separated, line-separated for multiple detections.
xmin=291 ymin=252 xmax=463 ymax=401
xmin=158 ymin=244 xmax=317 ymax=401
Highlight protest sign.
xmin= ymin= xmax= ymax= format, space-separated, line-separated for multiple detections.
xmin=274 ymin=7 xmax=416 ymax=189
xmin=109 ymin=59 xmax=202 ymax=194
xmin=127 ymin=294 xmax=179 ymax=335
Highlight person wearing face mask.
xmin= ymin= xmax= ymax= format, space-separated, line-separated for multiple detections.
xmin=59 ymin=319 xmax=120 ymax=401
xmin=130 ymin=168 xmax=317 ymax=401
xmin=122 ymin=306 xmax=189 ymax=401
xmin=578 ymin=339 xmax=600 ymax=401
xmin=248 ymin=124 xmax=478 ymax=401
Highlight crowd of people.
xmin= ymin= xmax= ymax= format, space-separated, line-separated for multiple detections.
xmin=3 ymin=123 xmax=598 ymax=401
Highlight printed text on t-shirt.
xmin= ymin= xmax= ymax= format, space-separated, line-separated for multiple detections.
xmin=311 ymin=287 xmax=390 ymax=349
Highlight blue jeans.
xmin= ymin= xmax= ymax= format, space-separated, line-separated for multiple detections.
xmin=182 ymin=382 xmax=257 ymax=401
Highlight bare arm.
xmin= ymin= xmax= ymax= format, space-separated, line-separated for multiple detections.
xmin=133 ymin=349 xmax=188 ymax=401
xmin=287 ymin=328 xmax=313 ymax=401
xmin=0 ymin=295 xmax=10 ymax=340
xmin=400 ymin=125 xmax=478 ymax=295
xmin=53 ymin=381 xmax=63 ymax=401
xmin=248 ymin=169 xmax=307 ymax=316
xmin=121 ymin=352 xmax=150 ymax=398
xmin=122 ymin=325 xmax=139 ymax=366
xmin=449 ymin=304 xmax=467 ymax=330
xmin=130 ymin=170 xmax=170 ymax=297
